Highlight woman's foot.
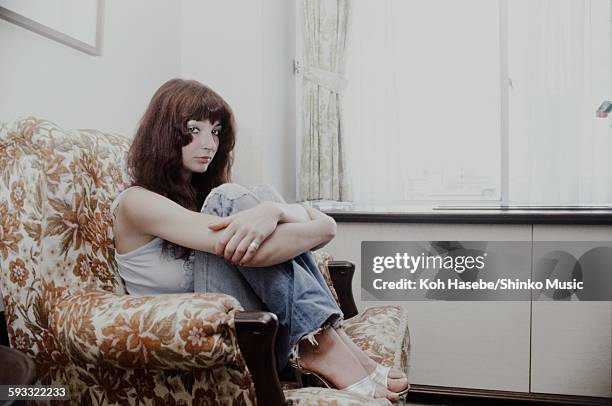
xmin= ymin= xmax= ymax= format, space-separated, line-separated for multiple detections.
xmin=336 ymin=328 xmax=410 ymax=394
xmin=296 ymin=327 xmax=399 ymax=403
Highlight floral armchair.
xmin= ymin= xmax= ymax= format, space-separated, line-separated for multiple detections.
xmin=0 ymin=118 xmax=410 ymax=405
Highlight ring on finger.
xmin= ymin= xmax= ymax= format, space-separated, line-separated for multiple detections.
xmin=249 ymin=241 xmax=260 ymax=251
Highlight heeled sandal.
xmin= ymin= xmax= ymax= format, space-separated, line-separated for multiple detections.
xmin=288 ymin=359 xmax=378 ymax=399
xmin=369 ymin=364 xmax=410 ymax=396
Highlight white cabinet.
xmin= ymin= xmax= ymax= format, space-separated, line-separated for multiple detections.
xmin=531 ymin=226 xmax=612 ymax=398
xmin=326 ymin=222 xmax=611 ymax=398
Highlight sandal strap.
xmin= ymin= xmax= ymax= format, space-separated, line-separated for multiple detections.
xmin=371 ymin=364 xmax=411 ymax=397
xmin=370 ymin=364 xmax=391 ymax=388
xmin=343 ymin=375 xmax=376 ymax=398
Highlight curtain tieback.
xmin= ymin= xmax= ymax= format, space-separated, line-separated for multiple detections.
xmin=303 ymin=66 xmax=347 ymax=94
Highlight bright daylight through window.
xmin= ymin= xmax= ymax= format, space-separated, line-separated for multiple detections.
xmin=338 ymin=0 xmax=612 ymax=205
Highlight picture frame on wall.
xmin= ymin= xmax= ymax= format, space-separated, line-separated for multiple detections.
xmin=0 ymin=0 xmax=104 ymax=56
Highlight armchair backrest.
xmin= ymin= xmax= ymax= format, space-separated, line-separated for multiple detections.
xmin=0 ymin=117 xmax=130 ymax=352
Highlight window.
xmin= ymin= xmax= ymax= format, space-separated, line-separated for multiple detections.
xmin=297 ymin=0 xmax=612 ymax=205
xmin=344 ymin=0 xmax=501 ymax=203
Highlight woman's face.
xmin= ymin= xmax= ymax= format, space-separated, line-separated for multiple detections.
xmin=181 ymin=119 xmax=221 ymax=176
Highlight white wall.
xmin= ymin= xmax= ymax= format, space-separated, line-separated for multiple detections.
xmin=0 ymin=0 xmax=182 ymax=313
xmin=0 ymin=0 xmax=181 ymax=136
xmin=0 ymin=0 xmax=296 ymax=196
xmin=180 ymin=0 xmax=296 ymax=200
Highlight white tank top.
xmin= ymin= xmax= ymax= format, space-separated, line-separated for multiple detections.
xmin=110 ymin=187 xmax=194 ymax=295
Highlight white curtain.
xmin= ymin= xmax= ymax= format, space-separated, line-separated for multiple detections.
xmin=508 ymin=0 xmax=612 ymax=204
xmin=299 ymin=0 xmax=351 ymax=201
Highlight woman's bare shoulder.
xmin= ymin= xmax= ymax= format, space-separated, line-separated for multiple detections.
xmin=119 ymin=187 xmax=185 ymax=223
xmin=112 ymin=187 xmax=162 ymax=252
xmin=121 ymin=185 xmax=161 ymax=202
xmin=117 ymin=186 xmax=217 ymax=253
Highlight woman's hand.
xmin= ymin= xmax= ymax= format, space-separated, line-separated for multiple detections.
xmin=208 ymin=201 xmax=283 ymax=264
xmin=236 ymin=212 xmax=337 ymax=267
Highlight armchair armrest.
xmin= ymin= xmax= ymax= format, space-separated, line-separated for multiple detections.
xmin=51 ymin=290 xmax=244 ymax=370
xmin=0 ymin=311 xmax=8 ymax=347
xmin=328 ymin=260 xmax=358 ymax=319
xmin=235 ymin=311 xmax=285 ymax=406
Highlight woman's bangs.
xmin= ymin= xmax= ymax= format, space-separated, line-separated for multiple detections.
xmin=191 ymin=93 xmax=230 ymax=127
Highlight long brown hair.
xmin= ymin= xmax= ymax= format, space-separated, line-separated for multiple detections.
xmin=127 ymin=78 xmax=236 ymax=259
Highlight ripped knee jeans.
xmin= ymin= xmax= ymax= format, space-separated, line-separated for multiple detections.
xmin=191 ymin=183 xmax=343 ymax=369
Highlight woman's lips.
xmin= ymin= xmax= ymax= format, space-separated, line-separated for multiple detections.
xmin=195 ymin=157 xmax=211 ymax=163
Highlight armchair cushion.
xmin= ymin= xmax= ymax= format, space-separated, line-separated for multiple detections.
xmin=314 ymin=252 xmax=340 ymax=304
xmin=285 ymin=387 xmax=391 ymax=405
xmin=344 ymin=305 xmax=410 ymax=371
xmin=51 ymin=289 xmax=244 ymax=370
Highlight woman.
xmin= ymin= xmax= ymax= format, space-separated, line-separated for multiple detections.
xmin=110 ymin=78 xmax=409 ymax=402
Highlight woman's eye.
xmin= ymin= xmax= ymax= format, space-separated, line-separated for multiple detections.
xmin=188 ymin=126 xmax=199 ymax=134
xmin=211 ymin=128 xmax=221 ymax=136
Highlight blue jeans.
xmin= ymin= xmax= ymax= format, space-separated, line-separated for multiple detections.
xmin=192 ymin=183 xmax=343 ymax=369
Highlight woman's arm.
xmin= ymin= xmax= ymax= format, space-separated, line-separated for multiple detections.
xmin=238 ymin=212 xmax=336 ymax=267
xmin=120 ymin=187 xmax=335 ymax=266
xmin=303 ymin=206 xmax=337 ymax=251
xmin=276 ymin=203 xmax=311 ymax=223
xmin=119 ymin=188 xmax=277 ymax=255
xmin=246 ymin=184 xmax=312 ymax=223
xmin=207 ymin=203 xmax=335 ymax=263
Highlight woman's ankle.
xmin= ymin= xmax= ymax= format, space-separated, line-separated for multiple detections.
xmin=296 ymin=327 xmax=368 ymax=389
xmin=334 ymin=328 xmax=377 ymax=370
xmin=335 ymin=327 xmax=409 ymax=384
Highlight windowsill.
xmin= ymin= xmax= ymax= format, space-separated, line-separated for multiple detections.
xmin=306 ymin=202 xmax=612 ymax=225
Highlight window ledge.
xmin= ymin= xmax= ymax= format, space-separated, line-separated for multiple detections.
xmin=310 ymin=203 xmax=612 ymax=225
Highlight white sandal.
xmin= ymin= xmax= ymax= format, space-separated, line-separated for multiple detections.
xmin=370 ymin=364 xmax=410 ymax=396
xmin=290 ymin=359 xmax=393 ymax=401
xmin=343 ymin=374 xmax=378 ymax=398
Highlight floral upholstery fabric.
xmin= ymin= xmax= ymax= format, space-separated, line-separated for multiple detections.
xmin=52 ymin=290 xmax=243 ymax=370
xmin=0 ymin=117 xmax=410 ymax=405
xmin=313 ymin=251 xmax=340 ymax=304
xmin=344 ymin=306 xmax=410 ymax=374
xmin=285 ymin=387 xmax=390 ymax=405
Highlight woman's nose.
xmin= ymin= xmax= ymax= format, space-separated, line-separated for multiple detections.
xmin=201 ymin=132 xmax=215 ymax=149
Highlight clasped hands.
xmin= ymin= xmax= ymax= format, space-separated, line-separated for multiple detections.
xmin=207 ymin=201 xmax=282 ymax=266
